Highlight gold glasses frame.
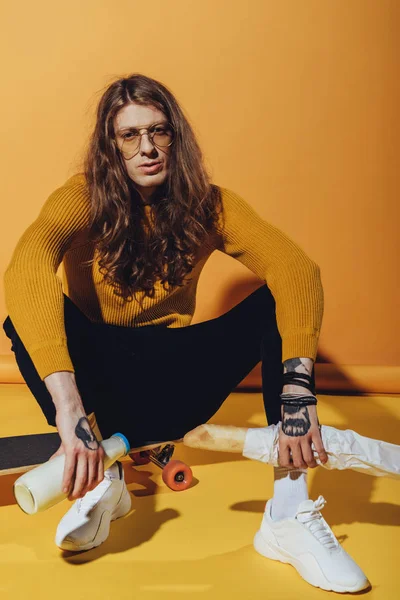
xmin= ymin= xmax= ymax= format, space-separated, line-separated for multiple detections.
xmin=115 ymin=121 xmax=175 ymax=160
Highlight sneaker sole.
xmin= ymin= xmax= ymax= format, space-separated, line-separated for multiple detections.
xmin=253 ymin=530 xmax=369 ymax=593
xmin=58 ymin=485 xmax=132 ymax=552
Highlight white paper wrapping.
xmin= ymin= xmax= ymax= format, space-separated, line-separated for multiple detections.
xmin=242 ymin=423 xmax=400 ymax=480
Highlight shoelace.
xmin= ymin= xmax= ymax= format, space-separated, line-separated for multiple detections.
xmin=76 ymin=468 xmax=118 ymax=515
xmin=296 ymin=495 xmax=339 ymax=551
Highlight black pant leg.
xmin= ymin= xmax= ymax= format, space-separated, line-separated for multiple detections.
xmin=2 ymin=294 xmax=97 ymax=427
xmin=195 ymin=283 xmax=284 ymax=426
xmin=3 ymin=314 xmax=58 ymax=426
xmin=88 ymin=283 xmax=286 ymax=444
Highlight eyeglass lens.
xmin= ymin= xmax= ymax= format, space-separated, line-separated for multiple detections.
xmin=121 ymin=124 xmax=174 ymax=158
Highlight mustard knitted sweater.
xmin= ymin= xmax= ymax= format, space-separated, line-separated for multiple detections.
xmin=4 ymin=174 xmax=324 ymax=380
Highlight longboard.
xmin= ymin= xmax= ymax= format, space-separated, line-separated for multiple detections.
xmin=0 ymin=433 xmax=192 ymax=491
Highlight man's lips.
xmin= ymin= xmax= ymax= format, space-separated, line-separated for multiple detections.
xmin=139 ymin=161 xmax=161 ymax=167
xmin=138 ymin=162 xmax=162 ymax=174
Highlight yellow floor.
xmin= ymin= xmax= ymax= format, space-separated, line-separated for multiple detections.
xmin=0 ymin=384 xmax=399 ymax=599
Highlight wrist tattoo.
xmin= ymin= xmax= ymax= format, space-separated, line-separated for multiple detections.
xmin=282 ymin=404 xmax=311 ymax=436
xmin=283 ymin=357 xmax=315 ymax=393
xmin=75 ymin=417 xmax=99 ymax=450
xmin=283 ymin=358 xmax=313 ymax=374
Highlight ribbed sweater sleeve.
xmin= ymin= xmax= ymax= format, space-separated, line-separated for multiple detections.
xmin=3 ymin=175 xmax=90 ymax=380
xmin=218 ymin=187 xmax=324 ymax=362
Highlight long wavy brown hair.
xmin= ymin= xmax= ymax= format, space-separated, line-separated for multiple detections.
xmin=81 ymin=73 xmax=223 ymax=304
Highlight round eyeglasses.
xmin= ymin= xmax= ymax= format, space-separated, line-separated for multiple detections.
xmin=116 ymin=122 xmax=175 ymax=160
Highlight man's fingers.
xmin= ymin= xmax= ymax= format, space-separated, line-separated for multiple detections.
xmin=313 ymin=436 xmax=329 ymax=464
xmin=278 ymin=443 xmax=291 ymax=468
xmin=301 ymin=440 xmax=318 ymax=468
xmin=97 ymin=456 xmax=104 ymax=484
xmin=290 ymin=443 xmax=307 ymax=469
xmin=70 ymin=458 xmax=88 ymax=500
xmin=63 ymin=453 xmax=76 ymax=495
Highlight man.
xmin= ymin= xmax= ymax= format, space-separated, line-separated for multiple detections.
xmin=3 ymin=73 xmax=368 ymax=591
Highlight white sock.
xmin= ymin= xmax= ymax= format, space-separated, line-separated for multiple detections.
xmin=270 ymin=465 xmax=308 ymax=521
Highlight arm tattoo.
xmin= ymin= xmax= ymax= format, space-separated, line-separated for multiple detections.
xmin=75 ymin=417 xmax=99 ymax=450
xmin=283 ymin=358 xmax=307 ymax=372
xmin=282 ymin=404 xmax=311 ymax=436
xmin=283 ymin=357 xmax=313 ymax=378
xmin=283 ymin=357 xmax=314 ymax=392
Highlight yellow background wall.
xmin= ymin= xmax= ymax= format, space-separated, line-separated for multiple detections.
xmin=1 ymin=0 xmax=398 ymax=370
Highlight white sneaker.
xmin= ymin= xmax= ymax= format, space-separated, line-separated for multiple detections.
xmin=55 ymin=461 xmax=132 ymax=551
xmin=253 ymin=495 xmax=369 ymax=593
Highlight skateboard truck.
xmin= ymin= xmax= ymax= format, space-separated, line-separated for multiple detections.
xmin=128 ymin=442 xmax=193 ymax=491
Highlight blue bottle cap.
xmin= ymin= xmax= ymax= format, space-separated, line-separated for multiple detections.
xmin=111 ymin=432 xmax=131 ymax=455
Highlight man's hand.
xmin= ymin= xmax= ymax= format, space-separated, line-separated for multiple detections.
xmin=279 ymin=357 xmax=328 ymax=469
xmin=278 ymin=403 xmax=328 ymax=468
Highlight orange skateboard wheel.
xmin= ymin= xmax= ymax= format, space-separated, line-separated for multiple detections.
xmin=162 ymin=460 xmax=193 ymax=491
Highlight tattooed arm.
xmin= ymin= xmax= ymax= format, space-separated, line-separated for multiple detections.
xmin=278 ymin=357 xmax=328 ymax=469
xmin=45 ymin=371 xmax=105 ymax=500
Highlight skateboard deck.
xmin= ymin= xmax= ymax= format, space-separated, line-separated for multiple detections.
xmin=0 ymin=432 xmax=193 ymax=491
xmin=0 ymin=433 xmax=191 ymax=492
xmin=0 ymin=432 xmax=62 ymax=476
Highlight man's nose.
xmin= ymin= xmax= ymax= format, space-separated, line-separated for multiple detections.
xmin=139 ymin=133 xmax=158 ymax=156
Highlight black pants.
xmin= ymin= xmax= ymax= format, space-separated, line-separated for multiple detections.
xmin=2 ymin=284 xmax=315 ymax=446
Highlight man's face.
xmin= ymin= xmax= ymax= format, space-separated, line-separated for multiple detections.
xmin=113 ymin=103 xmax=171 ymax=204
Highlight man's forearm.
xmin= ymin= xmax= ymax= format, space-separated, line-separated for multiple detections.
xmin=44 ymin=371 xmax=85 ymax=412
